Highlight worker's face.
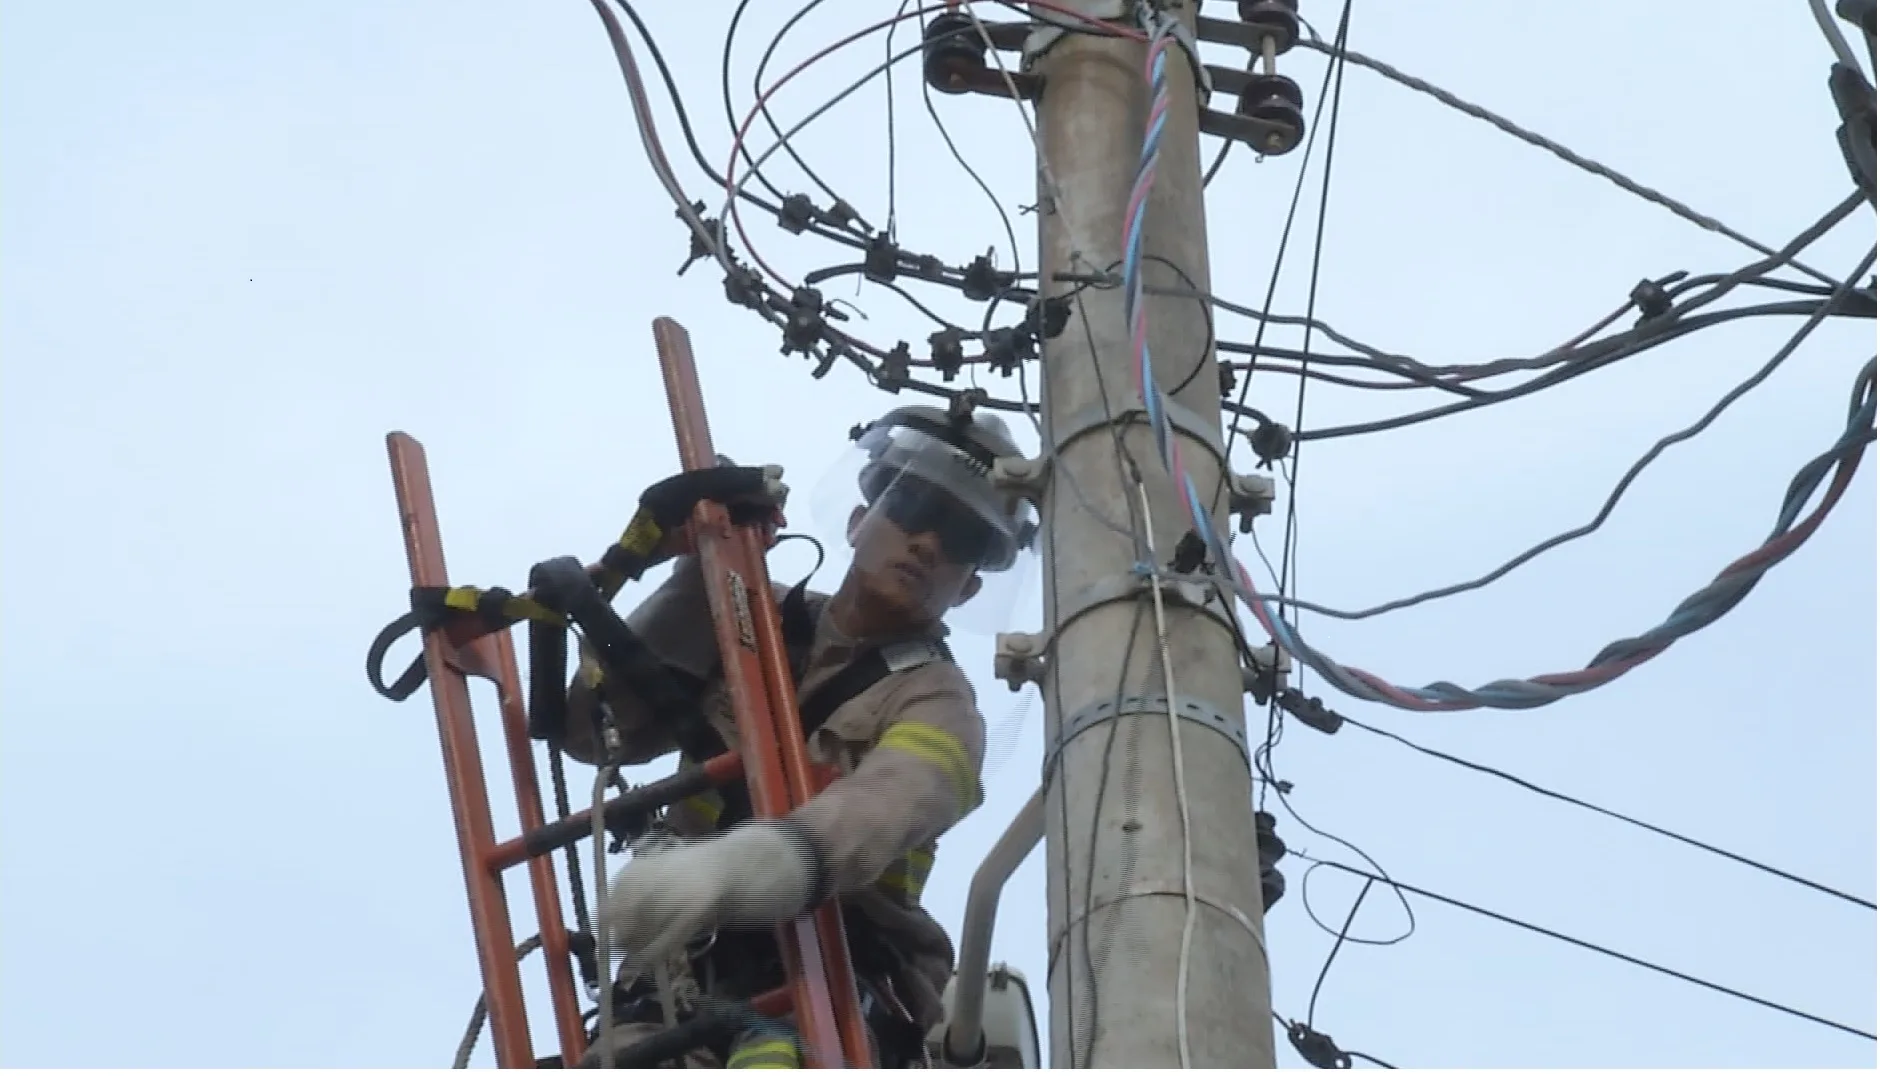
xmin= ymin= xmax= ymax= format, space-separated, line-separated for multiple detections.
xmin=847 ymin=489 xmax=986 ymax=624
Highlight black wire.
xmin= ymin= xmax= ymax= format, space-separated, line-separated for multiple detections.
xmin=883 ymin=0 xmax=909 ymax=239
xmin=1307 ymin=877 xmax=1373 ymax=1027
xmin=748 ymin=0 xmax=875 ymax=234
xmin=1070 ymin=256 xmax=1215 ymax=395
xmin=1272 ymin=0 xmax=1352 ymax=704
xmin=1210 ymin=7 xmax=1351 ymax=517
xmin=612 ymin=0 xmax=863 ymax=253
xmin=1154 ymin=255 xmax=1219 ymax=395
xmin=1337 ymin=713 xmax=1876 ymax=910
xmin=1203 ymin=135 xmax=1234 ymax=187
xmin=918 ymin=5 xmax=1023 ymax=279
xmin=1277 ymin=784 xmax=1418 ymax=947
xmin=722 ymin=0 xmax=791 ymax=204
xmin=1248 ymin=274 xmax=1872 ymax=625
xmin=1299 ymin=855 xmax=1878 ymax=1043
xmin=1346 ymin=1050 xmax=1398 ymax=1068
xmin=1277 ymin=295 xmax=1869 ymax=442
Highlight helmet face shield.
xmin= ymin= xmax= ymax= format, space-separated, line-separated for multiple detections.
xmin=807 ymin=409 xmax=1041 ymax=635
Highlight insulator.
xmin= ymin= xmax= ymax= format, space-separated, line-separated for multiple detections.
xmin=1237 ymin=0 xmax=1300 ymax=56
xmin=1236 ymin=73 xmax=1305 ymax=155
xmin=1247 ymin=419 xmax=1294 ymax=465
xmin=1256 ymin=810 xmax=1288 ymax=912
xmin=924 ymin=12 xmax=986 ymax=95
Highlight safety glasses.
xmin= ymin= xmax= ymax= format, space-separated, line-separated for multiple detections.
xmin=874 ymin=481 xmax=1000 ymax=568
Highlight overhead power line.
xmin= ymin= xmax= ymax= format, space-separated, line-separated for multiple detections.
xmin=1285 ymin=697 xmax=1876 ymax=911
xmin=1297 ymin=856 xmax=1877 ymax=1044
xmin=1291 ymin=33 xmax=1840 ymax=287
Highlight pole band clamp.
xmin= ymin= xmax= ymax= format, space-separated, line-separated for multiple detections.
xmin=1042 ymin=691 xmax=1250 ymax=787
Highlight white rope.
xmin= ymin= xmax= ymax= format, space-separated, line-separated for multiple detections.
xmin=591 ymin=763 xmax=618 ymax=1069
xmin=1133 ymin=479 xmax=1197 ymax=1068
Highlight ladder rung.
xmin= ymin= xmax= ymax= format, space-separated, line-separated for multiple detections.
xmin=488 ymin=751 xmax=746 ymax=871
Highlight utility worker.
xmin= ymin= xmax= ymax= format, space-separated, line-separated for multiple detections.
xmin=559 ymin=405 xmax=1037 ymax=1069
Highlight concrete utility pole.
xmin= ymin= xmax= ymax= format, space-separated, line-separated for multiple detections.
xmin=1029 ymin=1 xmax=1278 ymax=1067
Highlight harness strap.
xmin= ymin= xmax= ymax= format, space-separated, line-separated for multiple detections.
xmin=709 ymin=586 xmax=954 ymax=831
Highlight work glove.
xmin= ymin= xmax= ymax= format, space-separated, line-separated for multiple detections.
xmin=613 ymin=459 xmax=789 ymax=575
xmin=599 ymin=821 xmax=822 ymax=971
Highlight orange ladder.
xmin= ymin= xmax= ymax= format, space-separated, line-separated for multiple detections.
xmin=379 ymin=316 xmax=871 ymax=1068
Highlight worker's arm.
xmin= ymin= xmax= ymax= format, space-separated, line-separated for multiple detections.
xmin=784 ymin=665 xmax=987 ymax=900
xmin=556 ymin=554 xmax=719 ymax=767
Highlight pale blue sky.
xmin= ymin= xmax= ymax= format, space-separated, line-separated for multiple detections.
xmin=1 ymin=1 xmax=1873 ymax=1068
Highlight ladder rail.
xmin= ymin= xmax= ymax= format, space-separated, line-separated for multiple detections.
xmin=651 ymin=316 xmax=874 ymax=1068
xmin=380 ymin=313 xmax=876 ymax=1069
xmin=387 ymin=432 xmax=589 ymax=1067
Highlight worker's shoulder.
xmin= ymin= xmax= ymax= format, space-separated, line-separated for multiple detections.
xmin=878 ymin=637 xmax=979 ymax=709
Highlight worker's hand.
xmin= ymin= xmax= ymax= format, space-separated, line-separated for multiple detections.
xmin=621 ymin=461 xmax=789 ymax=566
xmin=599 ymin=821 xmax=819 ymax=970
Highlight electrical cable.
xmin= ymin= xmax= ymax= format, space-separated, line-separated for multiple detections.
xmin=1163 ymin=252 xmax=1876 ymax=711
xmin=1306 ymin=878 xmax=1372 ymax=1029
xmin=1254 ymin=298 xmax=1871 ymax=626
xmin=1812 ymin=0 xmax=1871 ymax=76
xmin=1331 ymin=711 xmax=1877 ymax=910
xmin=917 ymin=2 xmax=1023 ymax=281
xmin=723 ymin=0 xmax=793 ymax=204
xmin=1291 ymin=33 xmax=1841 ymax=288
xmin=590 ymin=0 xmax=741 ymax=291
xmin=884 ymin=0 xmax=912 ymax=238
xmin=612 ymin=0 xmax=864 ymax=255
xmin=1277 ymin=292 xmax=1871 ymax=443
xmin=959 ymin=0 xmax=1138 ymax=282
xmin=1266 ymin=0 xmax=1351 ymax=756
xmin=1210 ymin=11 xmax=1350 ymax=517
xmin=1295 ymin=854 xmax=1878 ymax=1043
xmin=750 ymin=0 xmax=878 ymax=235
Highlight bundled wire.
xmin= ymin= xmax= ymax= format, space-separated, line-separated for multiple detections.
xmin=1119 ymin=1 xmax=1876 ymax=711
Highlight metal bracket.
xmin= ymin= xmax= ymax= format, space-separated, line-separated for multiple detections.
xmin=993 ymin=631 xmax=1050 ymax=692
xmin=990 ymin=453 xmax=1050 ymax=502
xmin=1050 ymin=395 xmax=1229 ymax=471
xmin=1021 ymin=0 xmax=1129 ymax=72
xmin=1228 ymin=470 xmax=1276 ymax=532
xmin=1240 ymin=640 xmax=1291 ymax=704
xmin=1020 ymin=0 xmax=1212 ymax=105
xmin=1042 ymin=691 xmax=1251 ymax=786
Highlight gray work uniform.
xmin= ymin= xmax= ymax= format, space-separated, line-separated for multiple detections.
xmin=561 ymin=554 xmax=988 ymax=1036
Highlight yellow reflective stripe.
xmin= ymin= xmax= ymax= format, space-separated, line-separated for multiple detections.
xmin=616 ymin=508 xmax=664 ymax=558
xmin=876 ymin=845 xmax=936 ymax=900
xmin=727 ymin=1038 xmax=800 ymax=1069
xmin=677 ymin=791 xmax=723 ymax=827
xmin=440 ymin=586 xmax=562 ymax=626
xmin=878 ymin=722 xmax=983 ymax=814
xmin=576 ymin=653 xmax=606 ymax=690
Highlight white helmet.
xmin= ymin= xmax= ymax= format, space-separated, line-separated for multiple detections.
xmin=851 ymin=406 xmax=1039 ymax=573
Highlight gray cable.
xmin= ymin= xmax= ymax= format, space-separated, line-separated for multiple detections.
xmin=1293 ymin=37 xmax=1841 ymax=288
xmin=1253 ymin=247 xmax=1874 ymax=627
xmin=1238 ymin=253 xmax=1875 ymax=711
xmin=454 ymin=936 xmax=546 ymax=1069
xmin=1812 ymin=0 xmax=1870 ymax=75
